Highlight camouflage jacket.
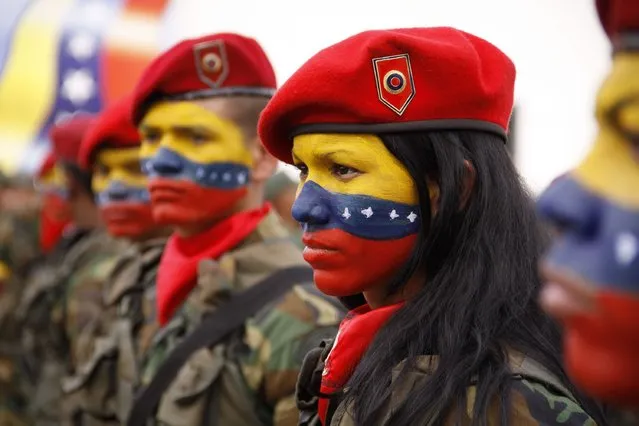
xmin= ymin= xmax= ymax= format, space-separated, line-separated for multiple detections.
xmin=297 ymin=340 xmax=599 ymax=426
xmin=60 ymin=237 xmax=166 ymax=425
xmin=138 ymin=212 xmax=345 ymax=426
xmin=0 ymin=207 xmax=40 ymax=284
xmin=16 ymin=228 xmax=125 ymax=425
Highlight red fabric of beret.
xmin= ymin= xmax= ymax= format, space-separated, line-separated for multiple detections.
xmin=49 ymin=115 xmax=96 ymax=165
xmin=131 ymin=32 xmax=277 ymax=124
xmin=79 ymin=95 xmax=140 ymax=169
xmin=596 ymin=0 xmax=639 ymax=39
xmin=258 ymin=27 xmax=515 ymax=164
xmin=37 ymin=152 xmax=56 ymax=178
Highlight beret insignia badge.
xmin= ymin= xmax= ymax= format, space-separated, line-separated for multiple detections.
xmin=193 ymin=40 xmax=229 ymax=89
xmin=372 ymin=54 xmax=415 ymax=115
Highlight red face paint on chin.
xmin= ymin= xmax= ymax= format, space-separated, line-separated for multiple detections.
xmin=148 ymin=177 xmax=247 ymax=226
xmin=302 ymin=228 xmax=417 ymax=296
xmin=563 ymin=291 xmax=639 ymax=407
xmin=101 ymin=202 xmax=157 ymax=238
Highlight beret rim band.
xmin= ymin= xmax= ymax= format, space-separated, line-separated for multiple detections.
xmin=289 ymin=119 xmax=508 ymax=143
xmin=162 ymin=86 xmax=276 ymax=102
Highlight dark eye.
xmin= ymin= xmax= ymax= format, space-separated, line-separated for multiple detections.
xmin=191 ymin=133 xmax=209 ymax=144
xmin=95 ymin=164 xmax=109 ymax=176
xmin=143 ymin=131 xmax=161 ymax=143
xmin=295 ymin=163 xmax=309 ymax=180
xmin=331 ymin=164 xmax=360 ymax=180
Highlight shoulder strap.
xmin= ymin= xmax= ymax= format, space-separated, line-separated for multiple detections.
xmin=126 ymin=265 xmax=313 ymax=426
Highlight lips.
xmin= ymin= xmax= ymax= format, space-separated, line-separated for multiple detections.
xmin=302 ymin=232 xmax=342 ymax=266
xmin=149 ymin=179 xmax=186 ymax=202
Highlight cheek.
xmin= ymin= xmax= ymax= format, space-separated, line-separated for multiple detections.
xmin=148 ymin=178 xmax=246 ymax=226
xmin=563 ymin=293 xmax=639 ymax=406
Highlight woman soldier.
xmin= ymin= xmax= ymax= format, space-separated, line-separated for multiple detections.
xmin=258 ymin=27 xmax=607 ymax=425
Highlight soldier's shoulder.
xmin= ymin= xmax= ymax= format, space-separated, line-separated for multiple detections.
xmin=509 ymin=378 xmax=598 ymax=425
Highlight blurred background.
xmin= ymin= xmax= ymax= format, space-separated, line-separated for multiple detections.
xmin=0 ymin=0 xmax=609 ymax=194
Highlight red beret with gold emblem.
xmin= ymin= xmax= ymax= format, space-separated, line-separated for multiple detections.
xmin=79 ymin=95 xmax=140 ymax=170
xmin=258 ymin=27 xmax=515 ymax=164
xmin=49 ymin=115 xmax=96 ymax=165
xmin=131 ymin=32 xmax=277 ymax=124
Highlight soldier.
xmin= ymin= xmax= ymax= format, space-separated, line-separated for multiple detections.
xmin=60 ymin=95 xmax=170 ymax=425
xmin=126 ymin=33 xmax=344 ymax=426
xmin=257 ymin=27 xmax=608 ymax=425
xmin=17 ymin=116 xmax=125 ymax=425
xmin=537 ymin=0 xmax=639 ymax=421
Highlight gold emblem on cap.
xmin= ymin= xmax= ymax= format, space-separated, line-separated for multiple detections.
xmin=202 ymin=53 xmax=222 ymax=73
xmin=383 ymin=70 xmax=407 ymax=95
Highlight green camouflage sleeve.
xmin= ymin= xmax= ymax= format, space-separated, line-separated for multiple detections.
xmin=508 ymin=379 xmax=598 ymax=425
xmin=240 ymin=284 xmax=342 ymax=426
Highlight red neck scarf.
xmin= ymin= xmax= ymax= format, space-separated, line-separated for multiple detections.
xmin=318 ymin=302 xmax=403 ymax=424
xmin=156 ymin=204 xmax=270 ymax=325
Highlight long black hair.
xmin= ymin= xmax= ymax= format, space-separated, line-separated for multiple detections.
xmin=344 ymin=130 xmax=607 ymax=425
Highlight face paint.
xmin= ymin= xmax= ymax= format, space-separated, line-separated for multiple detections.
xmin=291 ymin=134 xmax=419 ymax=297
xmin=139 ymin=101 xmax=253 ymax=226
xmin=92 ymin=147 xmax=156 ymax=238
xmin=36 ymin=164 xmax=72 ymax=251
xmin=537 ymin=51 xmax=639 ymax=405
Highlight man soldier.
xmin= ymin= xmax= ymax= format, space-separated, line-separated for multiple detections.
xmin=537 ymin=0 xmax=639 ymax=422
xmin=16 ymin=116 xmax=125 ymax=425
xmin=60 ymin=95 xmax=170 ymax=425
xmin=127 ymin=33 xmax=343 ymax=426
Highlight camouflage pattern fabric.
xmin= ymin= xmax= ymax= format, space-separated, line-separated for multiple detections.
xmin=138 ymin=212 xmax=344 ymax=426
xmin=297 ymin=340 xmax=600 ymax=426
xmin=60 ymin=237 xmax=166 ymax=425
xmin=16 ymin=228 xmax=125 ymax=425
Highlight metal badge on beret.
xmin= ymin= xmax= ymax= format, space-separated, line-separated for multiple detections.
xmin=193 ymin=39 xmax=229 ymax=89
xmin=372 ymin=53 xmax=416 ymax=116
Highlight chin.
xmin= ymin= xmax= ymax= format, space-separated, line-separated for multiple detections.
xmin=313 ymin=269 xmax=369 ymax=297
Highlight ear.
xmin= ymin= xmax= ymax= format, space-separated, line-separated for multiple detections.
xmin=459 ymin=159 xmax=476 ymax=209
xmin=250 ymin=138 xmax=278 ymax=183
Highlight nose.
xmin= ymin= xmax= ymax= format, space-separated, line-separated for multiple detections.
xmin=147 ymin=148 xmax=184 ymax=177
xmin=105 ymin=181 xmax=130 ymax=202
xmin=291 ymin=182 xmax=331 ymax=226
xmin=537 ymin=175 xmax=601 ymax=237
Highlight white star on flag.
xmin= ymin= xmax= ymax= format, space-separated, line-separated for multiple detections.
xmin=615 ymin=232 xmax=637 ymax=265
xmin=237 ymin=173 xmax=247 ymax=184
xmin=67 ymin=32 xmax=97 ymax=61
xmin=223 ymin=172 xmax=231 ymax=181
xmin=407 ymin=212 xmax=417 ymax=223
xmin=61 ymin=69 xmax=95 ymax=105
xmin=389 ymin=209 xmax=399 ymax=219
xmin=342 ymin=207 xmax=351 ymax=219
xmin=361 ymin=207 xmax=373 ymax=218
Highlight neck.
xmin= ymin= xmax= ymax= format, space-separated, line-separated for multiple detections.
xmin=72 ymin=197 xmax=102 ymax=229
xmin=363 ymin=269 xmax=425 ymax=309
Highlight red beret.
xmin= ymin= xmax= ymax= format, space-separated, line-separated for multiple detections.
xmin=37 ymin=152 xmax=56 ymax=178
xmin=258 ymin=27 xmax=515 ymax=164
xmin=79 ymin=95 xmax=139 ymax=169
xmin=49 ymin=115 xmax=96 ymax=165
xmin=131 ymin=32 xmax=277 ymax=124
xmin=596 ymin=0 xmax=639 ymax=41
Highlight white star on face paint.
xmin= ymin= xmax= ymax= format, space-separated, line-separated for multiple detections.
xmin=389 ymin=209 xmax=399 ymax=219
xmin=223 ymin=172 xmax=231 ymax=182
xmin=237 ymin=173 xmax=247 ymax=184
xmin=615 ymin=232 xmax=637 ymax=265
xmin=196 ymin=168 xmax=205 ymax=179
xmin=210 ymin=172 xmax=218 ymax=180
xmin=61 ymin=69 xmax=95 ymax=105
xmin=342 ymin=207 xmax=351 ymax=219
xmin=407 ymin=212 xmax=417 ymax=223
xmin=67 ymin=32 xmax=97 ymax=61
xmin=361 ymin=207 xmax=373 ymax=218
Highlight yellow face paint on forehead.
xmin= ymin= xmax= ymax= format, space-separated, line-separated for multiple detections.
xmin=573 ymin=52 xmax=639 ymax=208
xmin=138 ymin=100 xmax=253 ymax=167
xmin=92 ymin=147 xmax=147 ymax=194
xmin=292 ymin=133 xmax=418 ymax=205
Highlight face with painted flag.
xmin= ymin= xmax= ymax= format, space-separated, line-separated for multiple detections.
xmin=92 ymin=146 xmax=155 ymax=239
xmin=537 ymin=50 xmax=639 ymax=406
xmin=292 ymin=133 xmax=420 ymax=297
xmin=36 ymin=162 xmax=72 ymax=252
xmin=139 ymin=101 xmax=253 ymax=228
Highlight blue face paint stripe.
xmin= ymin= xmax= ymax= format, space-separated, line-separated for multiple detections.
xmin=140 ymin=146 xmax=250 ymax=190
xmin=292 ymin=180 xmax=420 ymax=241
xmin=96 ymin=180 xmax=150 ymax=206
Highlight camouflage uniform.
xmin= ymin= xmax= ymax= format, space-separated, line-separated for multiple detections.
xmin=16 ymin=228 xmax=125 ymax=425
xmin=0 ymin=182 xmax=42 ymax=426
xmin=297 ymin=340 xmax=599 ymax=426
xmin=139 ymin=212 xmax=344 ymax=426
xmin=60 ymin=237 xmax=166 ymax=425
